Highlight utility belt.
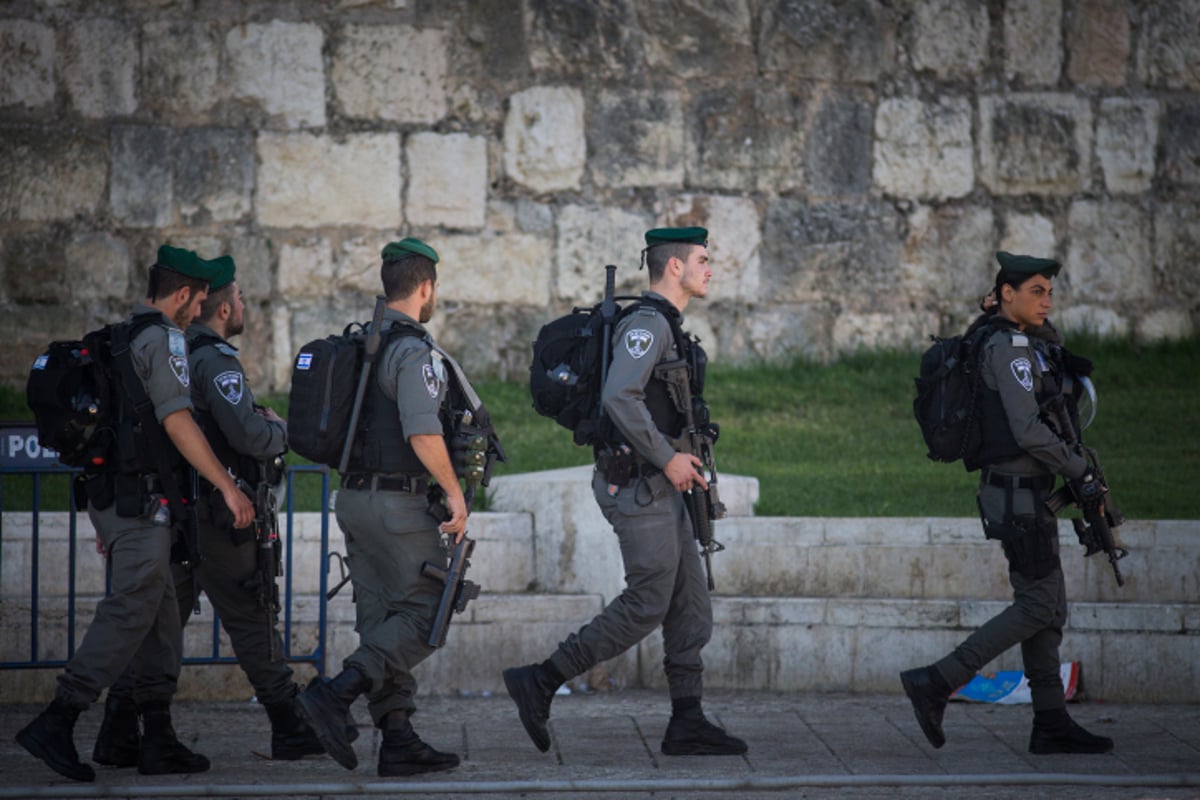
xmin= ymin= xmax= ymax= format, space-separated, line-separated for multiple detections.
xmin=77 ymin=469 xmax=186 ymax=519
xmin=341 ymin=472 xmax=430 ymax=494
xmin=978 ymin=469 xmax=1060 ymax=580
xmin=595 ymin=448 xmax=660 ymax=488
xmin=981 ymin=470 xmax=1056 ymax=494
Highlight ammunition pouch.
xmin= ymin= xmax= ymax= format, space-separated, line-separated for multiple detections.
xmin=596 ymin=447 xmax=660 ymax=488
xmin=979 ymin=481 xmax=1060 ymax=580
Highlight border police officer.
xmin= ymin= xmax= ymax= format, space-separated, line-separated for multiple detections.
xmin=901 ymin=252 xmax=1114 ymax=755
xmin=503 ymin=227 xmax=747 ymax=757
xmin=295 ymin=238 xmax=482 ymax=777
xmin=17 ymin=246 xmax=255 ymax=783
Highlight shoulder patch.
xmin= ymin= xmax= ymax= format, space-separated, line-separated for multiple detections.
xmin=636 ymin=306 xmax=659 ymax=317
xmin=1010 ymin=333 xmax=1029 ymax=347
xmin=1009 ymin=357 xmax=1034 ymax=392
xmin=625 ymin=328 xmax=654 ymax=359
xmin=168 ymin=328 xmax=189 ymax=386
xmin=214 ymin=342 xmax=239 ymax=357
xmin=213 ymin=370 xmax=244 ymax=405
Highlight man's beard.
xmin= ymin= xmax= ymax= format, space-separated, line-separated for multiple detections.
xmin=419 ymin=295 xmax=435 ymax=323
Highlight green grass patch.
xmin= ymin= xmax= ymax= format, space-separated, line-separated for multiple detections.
xmin=3 ymin=337 xmax=1197 ymax=519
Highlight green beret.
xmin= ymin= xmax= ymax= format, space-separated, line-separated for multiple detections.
xmin=156 ymin=244 xmax=216 ymax=282
xmin=207 ymin=255 xmax=236 ymax=291
xmin=382 ymin=237 xmax=439 ymax=264
xmin=644 ymin=227 xmax=708 ymax=248
xmin=995 ymin=251 xmax=1060 ymax=278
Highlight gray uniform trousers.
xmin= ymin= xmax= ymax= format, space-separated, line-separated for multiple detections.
xmin=549 ymin=470 xmax=713 ymax=700
xmin=935 ymin=479 xmax=1068 ymax=712
xmin=336 ymin=486 xmax=446 ymax=727
xmin=56 ymin=504 xmax=181 ymax=707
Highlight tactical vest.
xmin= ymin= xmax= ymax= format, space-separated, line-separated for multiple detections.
xmin=345 ymin=324 xmax=433 ymax=475
xmin=188 ymin=332 xmax=271 ymax=486
xmin=630 ymin=299 xmax=710 ymax=444
xmin=974 ymin=325 xmax=1060 ymax=468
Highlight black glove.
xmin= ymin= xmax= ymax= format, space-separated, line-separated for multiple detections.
xmin=1070 ymin=472 xmax=1105 ymax=507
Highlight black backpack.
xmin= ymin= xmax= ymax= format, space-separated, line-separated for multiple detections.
xmin=913 ymin=323 xmax=995 ymax=469
xmin=25 ymin=314 xmax=159 ymax=469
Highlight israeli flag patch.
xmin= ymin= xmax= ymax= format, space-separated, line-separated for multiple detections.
xmin=214 ymin=370 xmax=244 ymax=406
xmin=32 ymin=354 xmax=48 ymax=370
xmin=1010 ymin=357 xmax=1034 ymax=392
xmin=296 ymin=352 xmax=313 ymax=370
xmin=625 ymin=329 xmax=654 ymax=360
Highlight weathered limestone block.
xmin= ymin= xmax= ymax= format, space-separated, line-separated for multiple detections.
xmin=226 ymin=235 xmax=273 ymax=300
xmin=1096 ymin=98 xmax=1159 ymax=193
xmin=1066 ymin=0 xmax=1129 ymax=87
xmin=110 ymin=126 xmax=173 ymax=228
xmin=588 ymin=89 xmax=684 ymax=189
xmin=686 ymin=87 xmax=804 ymax=192
xmin=721 ymin=303 xmax=833 ymax=364
xmin=1136 ymin=0 xmax=1200 ymax=90
xmin=406 ymin=132 xmax=487 ymax=229
xmin=637 ymin=0 xmax=754 ymax=78
xmin=555 ymin=203 xmax=651 ymax=302
xmin=526 ymin=0 xmax=640 ymax=80
xmin=257 ymin=133 xmax=401 ymax=228
xmin=873 ymin=97 xmax=973 ymax=200
xmin=761 ymin=199 xmax=902 ymax=309
xmin=1161 ymin=102 xmax=1200 ymax=186
xmin=979 ymin=94 xmax=1092 ymax=195
xmin=329 ymin=235 xmax=385 ymax=296
xmin=0 ymin=19 xmax=54 ymax=109
xmin=270 ymin=304 xmax=293 ymax=392
xmin=832 ymin=310 xmax=930 ymax=355
xmin=140 ymin=20 xmax=222 ymax=120
xmin=0 ymin=302 xmax=88 ymax=393
xmin=65 ymin=233 xmax=130 ymax=303
xmin=504 ymin=86 xmax=586 ymax=193
xmin=332 ymin=25 xmax=447 ymax=124
xmin=428 ymin=302 xmax=549 ymax=381
xmin=1154 ymin=203 xmax=1200 ymax=306
xmin=0 ymin=127 xmax=107 ymax=222
xmin=1136 ymin=308 xmax=1196 ymax=343
xmin=806 ymin=89 xmax=873 ymax=198
xmin=662 ymin=194 xmax=760 ymax=302
xmin=900 ymin=204 xmax=994 ymax=321
xmin=2 ymin=232 xmax=67 ymax=305
xmin=176 ymin=128 xmax=255 ymax=224
xmin=61 ymin=17 xmax=137 ymax=118
xmin=758 ymin=0 xmax=894 ymax=82
xmin=1003 ymin=0 xmax=1062 ymax=85
xmin=1000 ymin=212 xmax=1057 ymax=259
xmin=911 ymin=0 xmax=988 ymax=79
xmin=435 ymin=232 xmax=552 ymax=305
xmin=226 ymin=21 xmax=325 ymax=129
xmin=1066 ymin=200 xmax=1153 ymax=305
xmin=276 ymin=236 xmax=334 ymax=299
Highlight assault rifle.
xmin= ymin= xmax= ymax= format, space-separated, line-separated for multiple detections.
xmin=1043 ymin=395 xmax=1128 ymax=587
xmin=241 ymin=459 xmax=284 ymax=662
xmin=655 ymin=358 xmax=726 ymax=591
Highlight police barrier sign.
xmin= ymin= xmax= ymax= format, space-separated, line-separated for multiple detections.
xmin=0 ymin=422 xmax=71 ymax=470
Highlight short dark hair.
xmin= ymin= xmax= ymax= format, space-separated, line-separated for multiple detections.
xmin=382 ymin=254 xmax=437 ymax=301
xmin=645 ymin=243 xmax=695 ymax=283
xmin=994 ymin=268 xmax=1047 ymax=299
xmin=147 ymin=264 xmax=209 ymax=302
xmin=197 ymin=283 xmax=235 ymax=323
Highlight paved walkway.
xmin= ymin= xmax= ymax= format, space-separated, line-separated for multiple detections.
xmin=2 ymin=690 xmax=1199 ymax=799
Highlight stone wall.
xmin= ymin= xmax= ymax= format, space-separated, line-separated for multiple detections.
xmin=1 ymin=0 xmax=1198 ymax=393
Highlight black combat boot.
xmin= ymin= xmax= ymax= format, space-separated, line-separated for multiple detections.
xmin=136 ymin=700 xmax=211 ymax=775
xmin=660 ymin=697 xmax=748 ymax=756
xmin=900 ymin=665 xmax=952 ymax=748
xmin=502 ymin=661 xmax=564 ymax=752
xmin=264 ymin=700 xmax=325 ymax=760
xmin=294 ymin=666 xmax=371 ymax=769
xmin=92 ymin=693 xmax=140 ymax=767
xmin=377 ymin=712 xmax=460 ymax=777
xmin=15 ymin=698 xmax=96 ymax=782
xmin=1029 ymin=708 xmax=1114 ymax=754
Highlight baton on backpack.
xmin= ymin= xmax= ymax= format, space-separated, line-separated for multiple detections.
xmin=337 ymin=295 xmax=387 ymax=474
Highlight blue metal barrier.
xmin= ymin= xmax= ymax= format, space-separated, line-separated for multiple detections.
xmin=0 ymin=423 xmax=332 ymax=678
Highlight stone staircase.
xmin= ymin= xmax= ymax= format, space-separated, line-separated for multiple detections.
xmin=2 ymin=466 xmax=1196 ymax=703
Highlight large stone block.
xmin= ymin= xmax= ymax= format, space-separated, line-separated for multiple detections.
xmin=554 ymin=203 xmax=651 ymax=303
xmin=276 ymin=236 xmax=334 ymax=299
xmin=2 ymin=233 xmax=66 ymax=305
xmin=0 ymin=127 xmax=107 ymax=222
xmin=61 ymin=17 xmax=137 ymax=118
xmin=1066 ymin=0 xmax=1129 ymax=87
xmin=65 ymin=232 xmax=131 ymax=303
xmin=1136 ymin=0 xmax=1200 ymax=90
xmin=0 ymin=19 xmax=54 ymax=110
xmin=110 ymin=126 xmax=173 ymax=228
xmin=435 ymin=231 xmax=551 ymax=305
xmin=1000 ymin=212 xmax=1057 ymax=260
xmin=406 ymin=132 xmax=487 ymax=229
xmin=761 ymin=198 xmax=903 ymax=310
xmin=257 ymin=133 xmax=401 ymax=228
xmin=140 ymin=20 xmax=222 ymax=121
xmin=526 ymin=0 xmax=641 ymax=80
xmin=757 ymin=0 xmax=894 ymax=82
xmin=588 ymin=89 xmax=684 ymax=189
xmin=1095 ymin=98 xmax=1159 ymax=194
xmin=979 ymin=94 xmax=1092 ymax=195
xmin=719 ymin=303 xmax=833 ymax=364
xmin=1153 ymin=202 xmax=1200 ymax=305
xmin=1160 ymin=101 xmax=1200 ymax=186
xmin=873 ymin=97 xmax=973 ymax=200
xmin=911 ymin=0 xmax=988 ymax=80
xmin=503 ymin=86 xmax=586 ymax=193
xmin=806 ymin=89 xmax=873 ymax=198
xmin=636 ymin=0 xmax=754 ymax=79
xmin=176 ymin=128 xmax=256 ymax=225
xmin=661 ymin=194 xmax=761 ymax=303
xmin=332 ymin=25 xmax=447 ymax=124
xmin=900 ymin=204 xmax=994 ymax=315
xmin=1003 ymin=0 xmax=1062 ymax=85
xmin=226 ymin=21 xmax=325 ymax=129
xmin=1065 ymin=200 xmax=1153 ymax=305
xmin=686 ymin=87 xmax=804 ymax=192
